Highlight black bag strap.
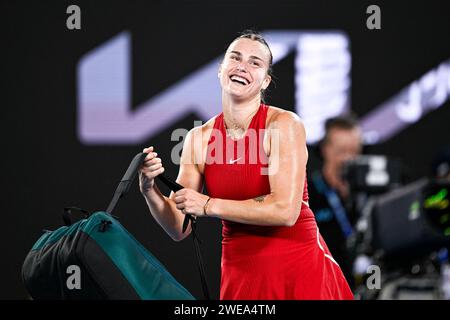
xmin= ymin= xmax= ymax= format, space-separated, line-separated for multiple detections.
xmin=155 ymin=173 xmax=211 ymax=300
xmin=106 ymin=153 xmax=148 ymax=215
xmin=190 ymin=218 xmax=211 ymax=300
xmin=107 ymin=152 xmax=211 ymax=300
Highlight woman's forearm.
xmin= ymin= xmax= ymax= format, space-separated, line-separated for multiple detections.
xmin=207 ymin=194 xmax=300 ymax=227
xmin=142 ymin=186 xmax=190 ymax=241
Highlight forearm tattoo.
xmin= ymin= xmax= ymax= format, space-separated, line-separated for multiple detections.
xmin=253 ymin=195 xmax=266 ymax=203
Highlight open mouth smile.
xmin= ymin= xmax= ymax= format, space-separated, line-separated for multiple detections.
xmin=229 ymin=74 xmax=250 ymax=86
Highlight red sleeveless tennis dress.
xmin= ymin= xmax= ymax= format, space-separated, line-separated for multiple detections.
xmin=204 ymin=104 xmax=353 ymax=300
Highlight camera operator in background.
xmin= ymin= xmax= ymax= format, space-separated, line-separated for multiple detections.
xmin=308 ymin=116 xmax=363 ymax=289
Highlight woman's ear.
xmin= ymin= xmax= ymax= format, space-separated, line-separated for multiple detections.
xmin=262 ymin=75 xmax=272 ymax=90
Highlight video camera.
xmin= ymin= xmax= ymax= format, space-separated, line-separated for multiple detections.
xmin=370 ymin=178 xmax=450 ymax=263
xmin=342 ymin=155 xmax=450 ymax=263
xmin=342 ymin=155 xmax=402 ymax=195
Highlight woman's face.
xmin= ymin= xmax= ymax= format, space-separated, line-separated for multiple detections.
xmin=219 ymin=38 xmax=272 ymax=101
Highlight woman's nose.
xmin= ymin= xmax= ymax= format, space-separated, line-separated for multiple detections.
xmin=236 ymin=63 xmax=246 ymax=72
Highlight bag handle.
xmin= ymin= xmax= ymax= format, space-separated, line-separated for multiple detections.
xmin=106 ymin=153 xmax=147 ymax=214
xmin=105 ymin=152 xmax=191 ymax=225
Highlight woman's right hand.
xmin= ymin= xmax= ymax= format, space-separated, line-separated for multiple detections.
xmin=139 ymin=146 xmax=165 ymax=193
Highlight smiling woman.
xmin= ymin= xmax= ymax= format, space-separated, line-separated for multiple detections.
xmin=139 ymin=30 xmax=353 ymax=300
xmin=220 ymin=32 xmax=273 ymax=105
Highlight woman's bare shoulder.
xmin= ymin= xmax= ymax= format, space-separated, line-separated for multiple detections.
xmin=266 ymin=105 xmax=303 ymax=128
xmin=187 ymin=115 xmax=218 ymax=137
xmin=202 ymin=116 xmax=218 ymax=131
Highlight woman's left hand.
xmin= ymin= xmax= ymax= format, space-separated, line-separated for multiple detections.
xmin=174 ymin=188 xmax=210 ymax=217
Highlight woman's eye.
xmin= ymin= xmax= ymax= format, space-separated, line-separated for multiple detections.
xmin=230 ymin=56 xmax=239 ymax=61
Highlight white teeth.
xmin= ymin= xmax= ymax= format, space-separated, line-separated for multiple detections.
xmin=230 ymin=75 xmax=248 ymax=85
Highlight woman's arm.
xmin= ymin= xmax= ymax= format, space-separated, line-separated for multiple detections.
xmin=141 ymin=127 xmax=204 ymax=241
xmin=175 ymin=110 xmax=308 ymax=227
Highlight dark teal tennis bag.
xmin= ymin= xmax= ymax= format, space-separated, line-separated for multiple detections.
xmin=22 ymin=153 xmax=208 ymax=300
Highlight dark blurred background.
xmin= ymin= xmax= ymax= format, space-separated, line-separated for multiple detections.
xmin=2 ymin=0 xmax=450 ymax=299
